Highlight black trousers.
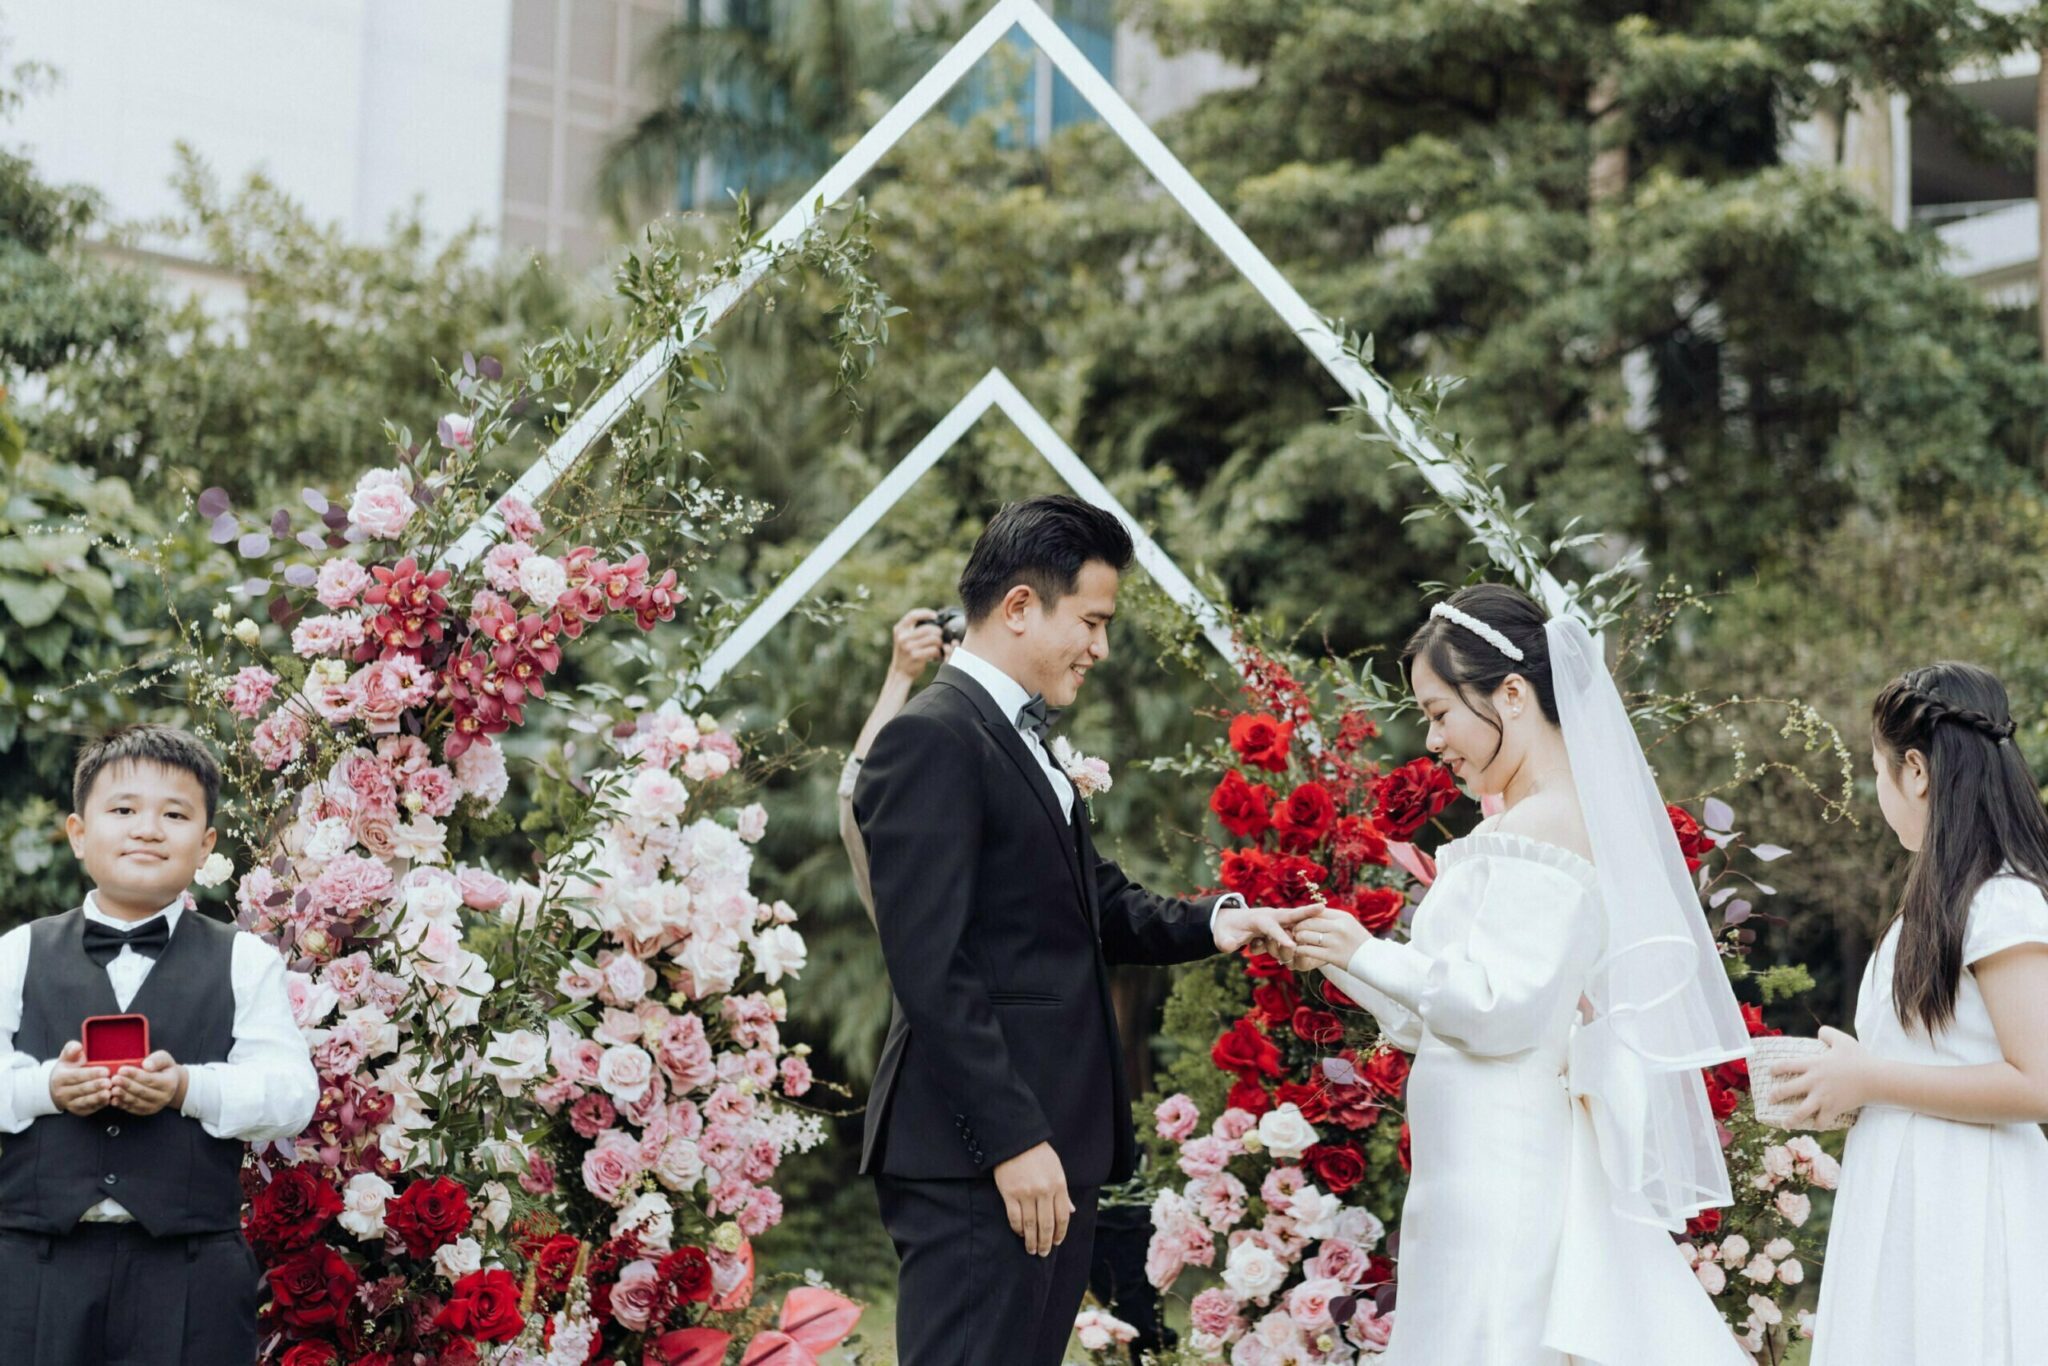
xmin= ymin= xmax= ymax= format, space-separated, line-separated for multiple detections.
xmin=874 ymin=1174 xmax=1101 ymax=1366
xmin=0 ymin=1223 xmax=261 ymax=1366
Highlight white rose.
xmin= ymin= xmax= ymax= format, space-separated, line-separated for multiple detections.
xmin=626 ymin=767 xmax=689 ymax=823
xmin=391 ymin=814 xmax=448 ymax=864
xmin=597 ymin=1043 xmax=655 ymax=1104
xmin=476 ymin=1181 xmax=512 ymax=1233
xmin=481 ymin=1028 xmax=548 ymax=1097
xmin=1256 ymin=1103 xmax=1319 ymax=1161
xmin=611 ymin=1191 xmax=675 ymax=1254
xmin=1222 ymin=1241 xmax=1286 ymax=1304
xmin=517 ymin=554 xmax=568 ymax=610
xmin=402 ymin=875 xmax=463 ymax=925
xmin=338 ymin=1172 xmax=395 ymax=1240
xmin=433 ymin=1236 xmax=483 ymax=1281
xmin=304 ymin=817 xmax=354 ymax=864
xmin=750 ymin=924 xmax=807 ymax=985
xmin=194 ymin=852 xmax=234 ymax=888
xmin=736 ymin=803 xmax=768 ymax=843
xmin=654 ymin=1138 xmax=705 ymax=1193
xmin=1288 ymin=1184 xmax=1341 ymax=1240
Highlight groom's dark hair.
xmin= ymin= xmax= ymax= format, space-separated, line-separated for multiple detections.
xmin=959 ymin=495 xmax=1134 ymax=624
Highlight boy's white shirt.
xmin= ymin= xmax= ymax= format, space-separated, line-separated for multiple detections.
xmin=0 ymin=890 xmax=318 ymax=1222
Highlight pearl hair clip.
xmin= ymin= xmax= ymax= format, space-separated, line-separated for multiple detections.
xmin=1429 ymin=601 xmax=1525 ymax=662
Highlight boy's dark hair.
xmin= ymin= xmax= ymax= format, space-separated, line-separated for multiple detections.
xmin=73 ymin=724 xmax=222 ymax=824
xmin=958 ymin=494 xmax=1135 ymax=624
xmin=1872 ymin=662 xmax=2048 ymax=1033
xmin=1401 ymin=583 xmax=1559 ymax=767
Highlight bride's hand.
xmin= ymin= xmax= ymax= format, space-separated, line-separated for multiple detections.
xmin=1288 ymin=907 xmax=1368 ymax=972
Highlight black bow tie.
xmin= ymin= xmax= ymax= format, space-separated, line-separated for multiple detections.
xmin=83 ymin=917 xmax=170 ymax=968
xmin=1016 ymin=694 xmax=1063 ymax=744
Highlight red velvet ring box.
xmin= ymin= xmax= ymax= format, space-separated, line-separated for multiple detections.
xmin=82 ymin=1014 xmax=149 ymax=1072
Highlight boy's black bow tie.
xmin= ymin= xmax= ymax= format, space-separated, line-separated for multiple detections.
xmin=83 ymin=917 xmax=170 ymax=967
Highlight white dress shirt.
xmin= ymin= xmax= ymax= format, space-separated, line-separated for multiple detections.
xmin=0 ymin=892 xmax=319 ymax=1221
xmin=948 ymin=646 xmax=1076 ymax=820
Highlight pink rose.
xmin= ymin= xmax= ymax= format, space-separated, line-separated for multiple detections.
xmin=736 ymin=803 xmax=768 ymax=843
xmin=601 ymin=954 xmax=651 ymax=1006
xmin=558 ymin=961 xmax=604 ymax=1001
xmin=581 ymin=1139 xmax=640 ymax=1206
xmin=1189 ymin=1287 xmax=1244 ymax=1339
xmin=1286 ymin=1276 xmax=1343 ymax=1333
xmin=347 ymin=468 xmax=415 ymax=539
xmin=1304 ymin=1237 xmax=1367 ymax=1287
xmin=315 ymin=558 xmax=371 ymax=611
xmin=656 ymin=1015 xmax=717 ymax=1091
xmin=1213 ymin=1107 xmax=1258 ymax=1142
xmin=456 ymin=866 xmax=510 ymax=912
xmin=482 ymin=541 xmax=532 ymax=594
xmin=779 ymin=1056 xmax=813 ymax=1097
xmin=1155 ymin=1094 xmax=1200 ymax=1143
xmin=1259 ymin=1166 xmax=1306 ymax=1212
xmin=1178 ymin=1136 xmax=1230 ymax=1180
xmin=224 ymin=667 xmax=278 ymax=719
xmin=499 ymin=496 xmax=542 ymax=542
xmin=251 ymin=707 xmax=310 ymax=769
xmin=608 ymin=1259 xmax=661 ymax=1332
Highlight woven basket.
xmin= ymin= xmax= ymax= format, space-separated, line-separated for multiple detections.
xmin=1747 ymin=1035 xmax=1858 ymax=1132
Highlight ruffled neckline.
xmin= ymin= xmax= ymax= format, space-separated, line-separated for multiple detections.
xmin=1437 ymin=829 xmax=1601 ymax=894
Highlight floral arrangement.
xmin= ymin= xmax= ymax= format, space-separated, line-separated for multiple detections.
xmin=1115 ymin=638 xmax=1832 ymax=1366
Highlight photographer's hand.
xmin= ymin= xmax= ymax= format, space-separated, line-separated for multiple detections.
xmin=890 ymin=609 xmax=950 ymax=682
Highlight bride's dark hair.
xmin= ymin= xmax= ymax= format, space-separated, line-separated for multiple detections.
xmin=1402 ymin=583 xmax=1558 ymax=766
xmin=1872 ymin=662 xmax=2048 ymax=1033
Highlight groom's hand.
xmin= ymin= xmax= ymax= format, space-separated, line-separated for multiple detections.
xmin=1214 ymin=901 xmax=1318 ymax=956
xmin=993 ymin=1141 xmax=1073 ymax=1258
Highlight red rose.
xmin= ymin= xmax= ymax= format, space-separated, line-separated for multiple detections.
xmin=1210 ymin=771 xmax=1274 ymax=840
xmin=1266 ymin=854 xmax=1329 ymax=906
xmin=1318 ymin=979 xmax=1357 ymax=1010
xmin=1332 ymin=816 xmax=1391 ymax=870
xmin=529 ymin=1233 xmax=582 ymax=1300
xmin=282 ymin=1344 xmax=341 ymax=1366
xmin=1713 ymin=1057 xmax=1750 ymax=1093
xmin=659 ymin=1245 xmax=714 ymax=1305
xmin=1372 ymin=758 xmax=1459 ymax=841
xmin=1226 ymin=1078 xmax=1274 ymax=1116
xmin=1241 ymin=949 xmax=1292 ymax=979
xmin=1323 ymin=1084 xmax=1382 ymax=1131
xmin=1362 ymin=1048 xmax=1412 ymax=1099
xmin=1347 ymin=886 xmax=1407 ymax=935
xmin=269 ymin=1244 xmax=360 ymax=1334
xmin=1396 ymin=1122 xmax=1413 ymax=1174
xmin=1273 ymin=781 xmax=1337 ymax=852
xmin=1304 ymin=1141 xmax=1367 ymax=1195
xmin=248 ymin=1165 xmax=343 ymax=1254
xmin=1210 ymin=1018 xmax=1283 ymax=1080
xmin=1740 ymin=1002 xmax=1780 ymax=1038
xmin=384 ymin=1176 xmax=472 ymax=1259
xmin=1685 ymin=1207 xmax=1723 ymax=1239
xmin=1275 ymin=1080 xmax=1331 ymax=1123
xmin=1291 ymin=1007 xmax=1343 ymax=1046
xmin=1704 ymin=1074 xmax=1740 ymax=1120
xmin=1219 ymin=847 xmax=1276 ymax=904
xmin=1250 ymin=978 xmax=1301 ymax=1026
xmin=1667 ymin=804 xmax=1714 ymax=874
xmin=1228 ymin=713 xmax=1294 ymax=773
xmin=434 ymin=1268 xmax=525 ymax=1343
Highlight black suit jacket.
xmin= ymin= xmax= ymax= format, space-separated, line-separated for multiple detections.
xmin=854 ymin=664 xmax=1220 ymax=1186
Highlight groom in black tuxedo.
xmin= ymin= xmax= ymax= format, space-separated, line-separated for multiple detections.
xmin=854 ymin=495 xmax=1311 ymax=1364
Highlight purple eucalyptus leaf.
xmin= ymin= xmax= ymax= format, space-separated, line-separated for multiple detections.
xmin=479 ymin=355 xmax=502 ymax=380
xmin=416 ymin=481 xmax=440 ymax=506
xmin=325 ymin=533 xmax=348 ymax=550
xmin=209 ymin=512 xmax=239 ymax=545
xmin=343 ymin=526 xmax=367 ymax=544
xmin=301 ymin=487 xmax=329 ymax=515
xmin=239 ymin=577 xmax=270 ymax=597
xmin=197 ymin=487 xmax=232 ymax=519
xmin=297 ymin=529 xmax=328 ymax=552
xmin=267 ymin=594 xmax=295 ymax=627
xmin=462 ymin=351 xmax=477 ymax=378
xmin=322 ymin=505 xmax=350 ymax=530
xmin=237 ymin=531 xmax=272 ymax=558
xmin=1752 ymin=882 xmax=1776 ymax=897
xmin=283 ymin=564 xmax=319 ymax=588
xmin=1321 ymin=1055 xmax=1361 ymax=1086
xmin=1703 ymin=797 xmax=1735 ymax=832
xmin=437 ymin=416 xmax=455 ymax=446
xmin=1330 ymin=1295 xmax=1358 ymax=1327
xmin=1709 ymin=887 xmax=1738 ymax=909
xmin=271 ymin=508 xmax=292 ymax=538
xmin=1752 ymin=845 xmax=1791 ymax=862
xmin=1723 ymin=900 xmax=1753 ymax=926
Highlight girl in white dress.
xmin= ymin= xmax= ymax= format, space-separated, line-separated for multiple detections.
xmin=1289 ymin=585 xmax=1753 ymax=1365
xmin=1770 ymin=663 xmax=2048 ymax=1366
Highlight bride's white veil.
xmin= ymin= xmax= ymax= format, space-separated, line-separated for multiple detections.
xmin=1546 ymin=616 xmax=1751 ymax=1231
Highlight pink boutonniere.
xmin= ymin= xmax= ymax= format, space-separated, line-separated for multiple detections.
xmin=1050 ymin=736 xmax=1113 ymax=803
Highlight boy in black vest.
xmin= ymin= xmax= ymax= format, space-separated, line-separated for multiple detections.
xmin=0 ymin=724 xmax=319 ymax=1365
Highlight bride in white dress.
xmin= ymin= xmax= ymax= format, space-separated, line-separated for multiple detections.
xmin=1288 ymin=586 xmax=1752 ymax=1365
